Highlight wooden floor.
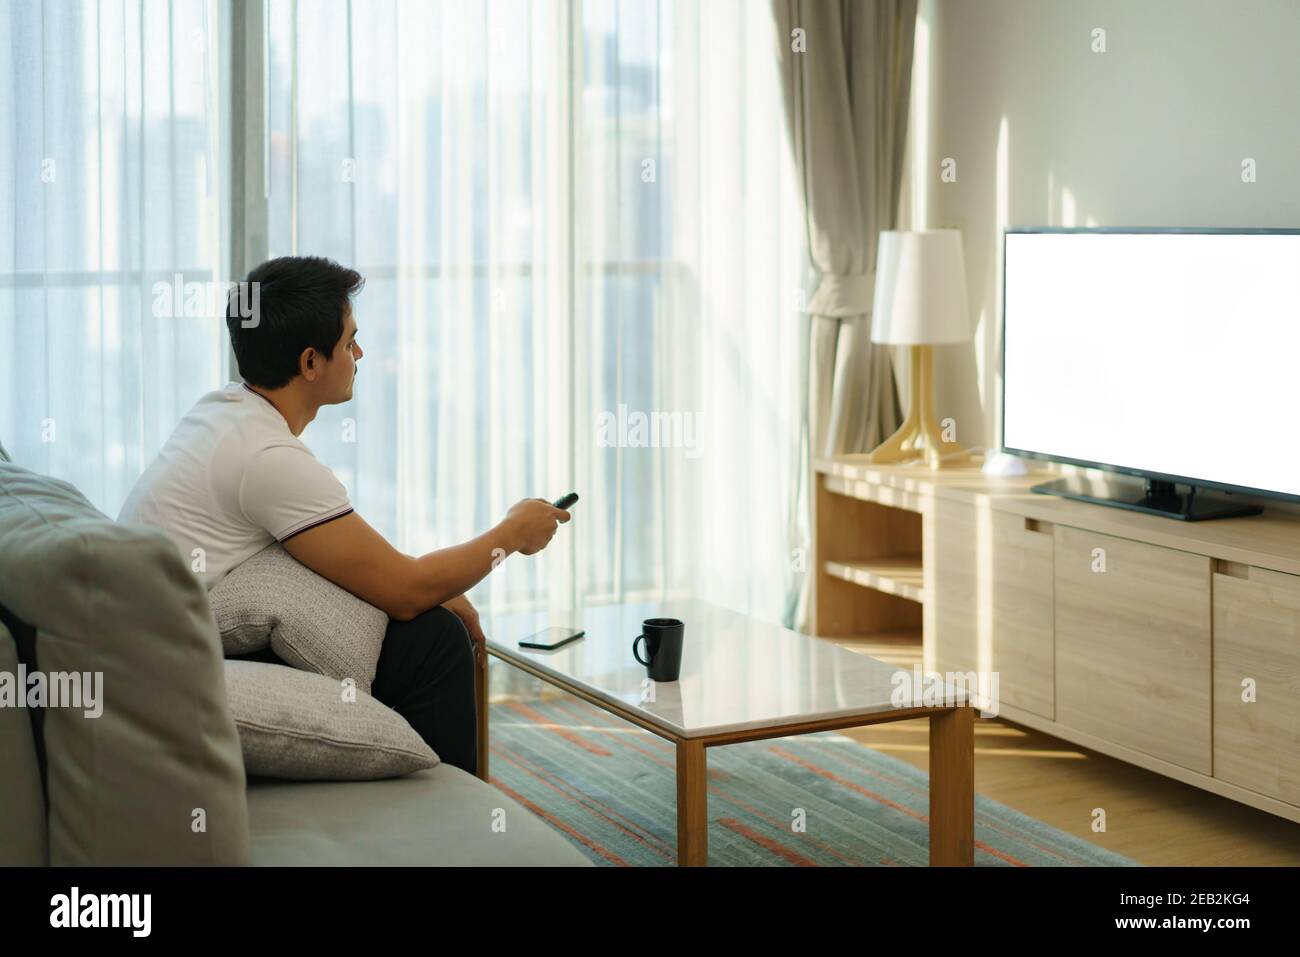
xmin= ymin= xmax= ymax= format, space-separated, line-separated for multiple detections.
xmin=832 ymin=633 xmax=1300 ymax=866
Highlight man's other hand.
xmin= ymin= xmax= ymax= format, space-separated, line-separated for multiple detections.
xmin=443 ymin=593 xmax=486 ymax=666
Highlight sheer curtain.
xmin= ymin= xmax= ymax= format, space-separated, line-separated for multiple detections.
xmin=1 ymin=0 xmax=803 ymax=625
xmin=575 ymin=1 xmax=805 ymax=619
xmin=261 ymin=0 xmax=804 ymax=623
xmin=0 ymin=0 xmax=228 ymax=516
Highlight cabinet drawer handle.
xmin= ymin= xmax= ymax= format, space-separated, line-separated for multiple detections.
xmin=1214 ymin=559 xmax=1251 ymax=579
xmin=1024 ymin=517 xmax=1053 ymax=534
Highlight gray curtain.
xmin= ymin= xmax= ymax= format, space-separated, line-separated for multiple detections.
xmin=772 ymin=0 xmax=919 ymax=631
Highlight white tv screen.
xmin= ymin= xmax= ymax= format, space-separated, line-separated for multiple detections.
xmin=1002 ymin=229 xmax=1300 ymax=499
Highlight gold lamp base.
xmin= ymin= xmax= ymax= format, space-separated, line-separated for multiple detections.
xmin=868 ymin=344 xmax=972 ymax=470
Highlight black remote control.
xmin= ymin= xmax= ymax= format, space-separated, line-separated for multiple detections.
xmin=553 ymin=492 xmax=579 ymax=510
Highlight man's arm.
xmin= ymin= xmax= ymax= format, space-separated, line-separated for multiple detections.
xmin=280 ymin=499 xmax=569 ymax=621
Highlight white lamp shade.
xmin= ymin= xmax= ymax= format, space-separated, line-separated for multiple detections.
xmin=870 ymin=229 xmax=971 ymax=345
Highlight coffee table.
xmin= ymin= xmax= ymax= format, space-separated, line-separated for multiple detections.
xmin=477 ymin=599 xmax=974 ymax=866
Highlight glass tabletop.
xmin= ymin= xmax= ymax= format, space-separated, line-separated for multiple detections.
xmin=483 ymin=598 xmax=968 ymax=740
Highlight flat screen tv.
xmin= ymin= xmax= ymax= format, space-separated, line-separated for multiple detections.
xmin=1001 ymin=226 xmax=1300 ymax=520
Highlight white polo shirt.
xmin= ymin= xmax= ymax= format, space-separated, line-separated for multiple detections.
xmin=118 ymin=381 xmax=353 ymax=588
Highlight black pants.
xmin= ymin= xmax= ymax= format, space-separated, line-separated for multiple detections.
xmin=233 ymin=606 xmax=478 ymax=774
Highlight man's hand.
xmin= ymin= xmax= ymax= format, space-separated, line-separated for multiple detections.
xmin=443 ymin=593 xmax=486 ymax=666
xmin=503 ymin=498 xmax=571 ymax=555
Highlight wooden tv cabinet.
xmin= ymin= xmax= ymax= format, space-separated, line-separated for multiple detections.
xmin=813 ymin=455 xmax=1300 ymax=824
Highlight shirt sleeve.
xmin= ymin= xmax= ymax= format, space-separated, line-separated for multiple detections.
xmin=238 ymin=444 xmax=354 ymax=542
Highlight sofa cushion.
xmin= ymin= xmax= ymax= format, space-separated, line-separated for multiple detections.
xmin=0 ymin=619 xmax=48 ymax=865
xmin=247 ymin=764 xmax=594 ymax=866
xmin=0 ymin=460 xmax=250 ymax=865
xmin=226 ymin=659 xmax=437 ymax=780
xmin=209 ymin=543 xmax=387 ymax=694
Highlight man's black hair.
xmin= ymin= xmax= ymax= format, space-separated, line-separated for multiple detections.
xmin=226 ymin=256 xmax=364 ymax=389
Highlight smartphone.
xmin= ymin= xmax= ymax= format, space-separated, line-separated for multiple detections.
xmin=518 ymin=626 xmax=586 ymax=651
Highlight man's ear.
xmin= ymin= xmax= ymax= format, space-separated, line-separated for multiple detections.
xmin=299 ymin=347 xmax=321 ymax=382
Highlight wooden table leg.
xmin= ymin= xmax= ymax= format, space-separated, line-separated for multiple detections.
xmin=475 ymin=651 xmax=490 ymax=782
xmin=929 ymin=706 xmax=974 ymax=866
xmin=676 ymin=739 xmax=708 ymax=867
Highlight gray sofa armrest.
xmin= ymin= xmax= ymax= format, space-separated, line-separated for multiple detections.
xmin=0 ymin=459 xmax=250 ymax=865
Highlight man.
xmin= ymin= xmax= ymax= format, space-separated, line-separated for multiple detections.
xmin=118 ymin=256 xmax=569 ymax=774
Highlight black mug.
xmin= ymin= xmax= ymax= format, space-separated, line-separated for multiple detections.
xmin=633 ymin=618 xmax=685 ymax=682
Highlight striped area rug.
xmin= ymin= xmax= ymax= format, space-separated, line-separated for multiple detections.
xmin=488 ymin=695 xmax=1139 ymax=867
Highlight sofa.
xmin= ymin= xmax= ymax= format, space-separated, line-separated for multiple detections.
xmin=0 ymin=447 xmax=590 ymax=866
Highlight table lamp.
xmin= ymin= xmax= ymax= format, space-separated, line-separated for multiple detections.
xmin=868 ymin=229 xmax=972 ymax=469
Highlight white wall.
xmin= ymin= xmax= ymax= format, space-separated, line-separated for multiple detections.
xmin=906 ymin=0 xmax=1300 ymax=461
